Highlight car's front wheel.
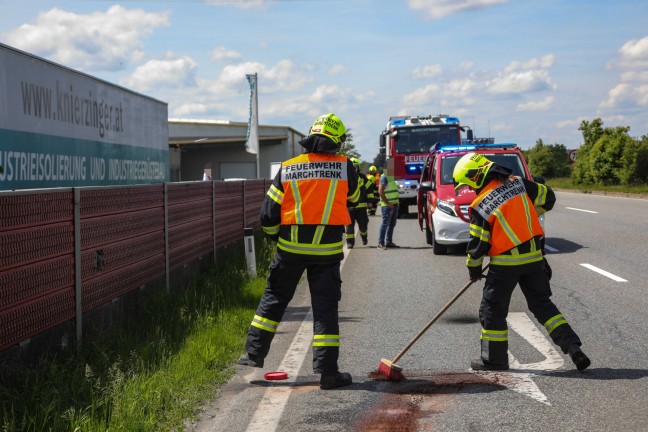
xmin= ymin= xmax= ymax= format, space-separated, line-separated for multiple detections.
xmin=430 ymin=221 xmax=447 ymax=255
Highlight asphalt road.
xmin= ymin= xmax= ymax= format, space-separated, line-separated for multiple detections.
xmin=190 ymin=191 xmax=648 ymax=432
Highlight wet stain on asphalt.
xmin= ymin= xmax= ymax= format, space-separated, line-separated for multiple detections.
xmin=355 ymin=370 xmax=507 ymax=431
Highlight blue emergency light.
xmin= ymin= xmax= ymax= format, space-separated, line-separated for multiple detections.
xmin=438 ymin=142 xmax=517 ymax=152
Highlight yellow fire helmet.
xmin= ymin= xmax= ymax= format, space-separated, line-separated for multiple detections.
xmin=309 ymin=113 xmax=347 ymax=144
xmin=350 ymin=157 xmax=360 ymax=167
xmin=452 ymin=152 xmax=494 ymax=192
xmin=368 ymin=165 xmax=377 ymax=173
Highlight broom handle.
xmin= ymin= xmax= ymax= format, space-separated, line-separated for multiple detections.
xmin=390 ymin=263 xmax=489 ymax=364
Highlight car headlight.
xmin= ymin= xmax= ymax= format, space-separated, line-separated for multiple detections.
xmin=436 ymin=199 xmax=457 ymax=217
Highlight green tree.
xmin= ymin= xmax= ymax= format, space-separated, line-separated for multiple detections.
xmin=337 ymin=131 xmax=361 ymax=159
xmin=619 ymin=135 xmax=648 ymax=185
xmin=526 ymin=139 xmax=571 ymax=178
xmin=589 ymin=132 xmax=629 ymax=185
xmin=572 ymin=118 xmax=631 ymax=185
xmin=372 ymin=152 xmax=386 ymax=171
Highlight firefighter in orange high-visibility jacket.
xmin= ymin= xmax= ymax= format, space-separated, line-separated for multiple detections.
xmin=452 ymin=152 xmax=591 ymax=372
xmin=238 ymin=113 xmax=360 ymax=390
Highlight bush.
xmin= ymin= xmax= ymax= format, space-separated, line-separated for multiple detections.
xmin=525 ymin=139 xmax=571 ymax=178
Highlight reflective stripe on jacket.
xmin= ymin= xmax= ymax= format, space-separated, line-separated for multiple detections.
xmin=469 ymin=176 xmax=544 ymax=264
xmin=279 ymin=153 xmax=353 ymax=225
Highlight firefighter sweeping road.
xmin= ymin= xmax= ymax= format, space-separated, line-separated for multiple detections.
xmin=190 ymin=191 xmax=648 ymax=432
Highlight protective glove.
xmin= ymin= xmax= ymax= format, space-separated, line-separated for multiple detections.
xmin=469 ymin=267 xmax=483 ymax=283
xmin=543 ymin=257 xmax=552 ymax=281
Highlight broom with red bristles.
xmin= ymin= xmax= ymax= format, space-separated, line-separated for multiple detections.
xmin=376 ymin=264 xmax=489 ymax=381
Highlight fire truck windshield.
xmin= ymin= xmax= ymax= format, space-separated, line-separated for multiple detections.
xmin=393 ymin=125 xmax=460 ymax=155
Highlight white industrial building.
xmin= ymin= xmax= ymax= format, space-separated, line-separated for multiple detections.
xmin=168 ymin=119 xmax=306 ymax=181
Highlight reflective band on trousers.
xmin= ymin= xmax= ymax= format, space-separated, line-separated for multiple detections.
xmin=480 ymin=328 xmax=508 ymax=342
xmin=313 ymin=334 xmax=340 ymax=347
xmin=251 ymin=315 xmax=279 ymax=333
xmin=544 ymin=313 xmax=567 ymax=334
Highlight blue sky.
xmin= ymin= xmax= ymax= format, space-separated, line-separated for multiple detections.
xmin=2 ymin=0 xmax=647 ymax=161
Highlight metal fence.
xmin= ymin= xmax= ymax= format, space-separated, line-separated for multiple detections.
xmin=0 ymin=179 xmax=270 ymax=353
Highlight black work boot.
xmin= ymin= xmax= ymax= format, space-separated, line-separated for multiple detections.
xmin=320 ymin=371 xmax=353 ymax=390
xmin=361 ymin=236 xmax=368 ymax=246
xmin=470 ymin=358 xmax=509 ymax=371
xmin=238 ymin=352 xmax=264 ymax=368
xmin=569 ymin=347 xmax=591 ymax=371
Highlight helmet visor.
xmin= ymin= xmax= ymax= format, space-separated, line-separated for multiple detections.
xmin=453 ymin=181 xmax=471 ymax=196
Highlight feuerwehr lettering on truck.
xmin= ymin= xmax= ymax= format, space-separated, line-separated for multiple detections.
xmin=0 ymin=42 xmax=169 ymax=190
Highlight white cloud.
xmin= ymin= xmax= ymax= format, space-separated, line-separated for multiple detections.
xmin=260 ymin=84 xmax=362 ymax=120
xmin=517 ymin=96 xmax=554 ymax=111
xmin=492 ymin=123 xmax=513 ymax=132
xmin=122 ymin=52 xmax=197 ymax=91
xmin=329 ymin=64 xmax=347 ymax=75
xmin=618 ymin=35 xmax=648 ymax=69
xmin=174 ymin=103 xmax=208 ymax=117
xmin=311 ymin=85 xmax=353 ymax=103
xmin=556 ymin=117 xmax=587 ymax=129
xmin=214 ymin=60 xmax=313 ymax=93
xmin=600 ymin=35 xmax=648 ymax=110
xmin=3 ymin=6 xmax=168 ymax=71
xmin=488 ymin=55 xmax=556 ymax=94
xmin=160 ymin=59 xmax=317 ymax=121
xmin=412 ymin=64 xmax=443 ymax=79
xmin=407 ymin=0 xmax=507 ymax=20
xmin=204 ymin=0 xmax=268 ymax=9
xmin=600 ymin=83 xmax=648 ymax=109
xmin=211 ymin=46 xmax=242 ymax=61
xmin=403 ymin=56 xmax=554 ymax=110
xmin=457 ymin=61 xmax=474 ymax=72
xmin=402 ymin=83 xmax=441 ymax=106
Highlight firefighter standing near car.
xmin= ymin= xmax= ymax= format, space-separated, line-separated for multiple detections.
xmin=238 ymin=113 xmax=360 ymax=390
xmin=377 ymin=159 xmax=400 ymax=249
xmin=452 ymin=152 xmax=591 ymax=371
xmin=366 ymin=165 xmax=379 ymax=215
xmin=345 ymin=158 xmax=372 ymax=248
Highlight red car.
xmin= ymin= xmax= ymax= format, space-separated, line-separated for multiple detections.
xmin=417 ymin=143 xmax=540 ymax=255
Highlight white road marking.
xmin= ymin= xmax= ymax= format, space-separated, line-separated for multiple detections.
xmin=544 ymin=244 xmax=559 ymax=253
xmin=581 ymin=263 xmax=628 ymax=282
xmin=565 ymin=206 xmax=598 ymax=214
xmin=245 ymin=309 xmax=313 ymax=432
xmin=245 ymin=249 xmax=351 ymax=431
xmin=469 ymin=312 xmax=565 ymax=406
xmin=507 ymin=312 xmax=564 ymax=371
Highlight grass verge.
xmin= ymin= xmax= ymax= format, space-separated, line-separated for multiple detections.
xmin=1 ymin=237 xmax=273 ymax=432
xmin=546 ymin=177 xmax=648 ymax=196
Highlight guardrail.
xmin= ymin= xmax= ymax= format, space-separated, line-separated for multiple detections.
xmin=0 ymin=179 xmax=270 ymax=354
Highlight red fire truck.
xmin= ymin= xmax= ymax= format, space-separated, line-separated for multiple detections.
xmin=379 ymin=115 xmax=473 ymax=216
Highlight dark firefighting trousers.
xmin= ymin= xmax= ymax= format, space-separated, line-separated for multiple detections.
xmin=244 ymin=254 xmax=342 ymax=374
xmin=368 ymin=198 xmax=379 ymax=215
xmin=345 ymin=207 xmax=369 ymax=246
xmin=479 ymin=260 xmax=582 ymax=365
